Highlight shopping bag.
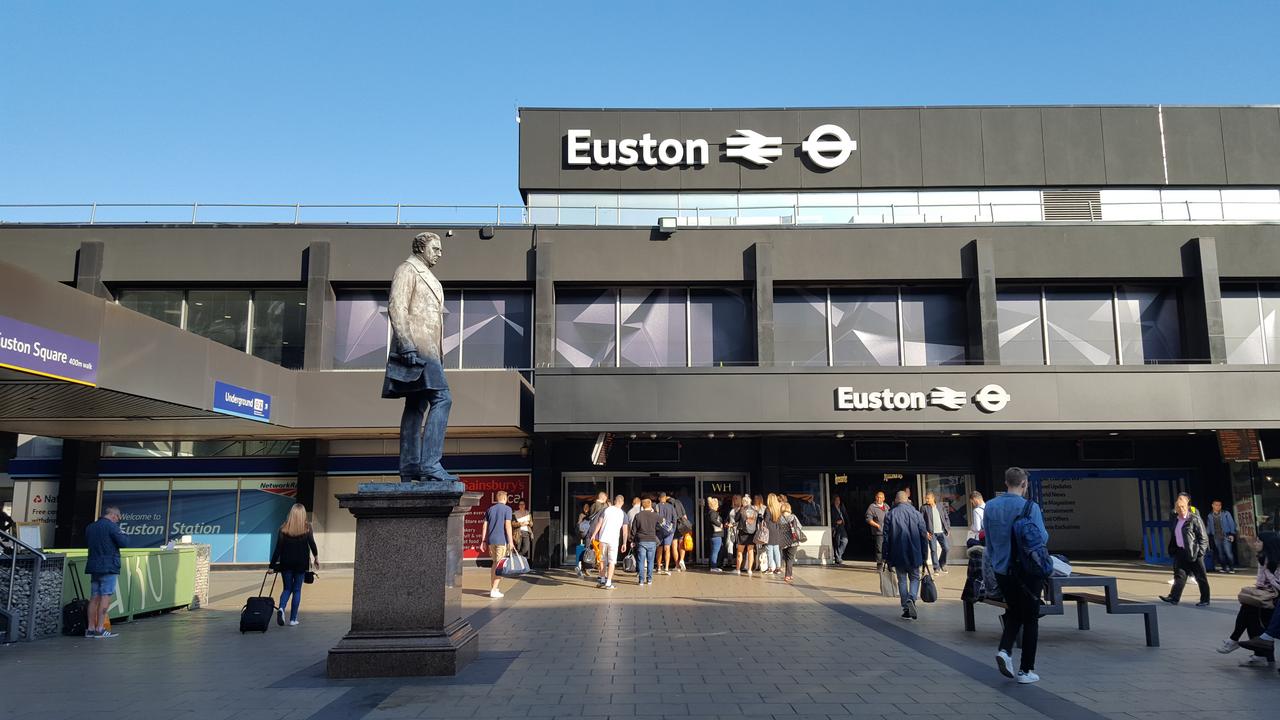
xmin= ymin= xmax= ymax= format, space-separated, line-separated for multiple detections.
xmin=624 ymin=552 xmax=637 ymax=573
xmin=879 ymin=568 xmax=898 ymax=597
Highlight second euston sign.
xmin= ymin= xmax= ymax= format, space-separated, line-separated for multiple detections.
xmin=566 ymin=124 xmax=858 ymax=169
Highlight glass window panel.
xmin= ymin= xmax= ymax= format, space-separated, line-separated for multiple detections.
xmin=796 ymin=206 xmax=859 ymax=224
xmin=242 ymin=440 xmax=300 ymax=456
xmin=458 ymin=290 xmax=532 ymax=369
xmin=618 ymin=194 xmax=677 ymax=226
xmin=1222 ymin=287 xmax=1266 ymax=364
xmin=780 ymin=471 xmax=826 ymax=527
xmin=251 ymin=289 xmax=307 ymax=369
xmin=997 ymin=291 xmax=1045 ymax=365
xmin=830 ymin=290 xmax=899 ymax=366
xmin=619 ymin=288 xmax=687 ymax=367
xmin=103 ymin=441 xmax=175 ymax=458
xmin=1044 ymin=289 xmax=1116 ymax=365
xmin=798 ymin=192 xmax=859 ymax=207
xmin=737 ymin=194 xmax=796 ymax=224
xmin=901 ymin=290 xmax=968 ymax=366
xmin=334 ymin=290 xmax=389 ymax=370
xmin=186 ymin=290 xmax=250 ymax=351
xmin=1101 ymin=189 xmax=1162 ymax=221
xmin=442 ymin=290 xmax=461 ymax=368
xmin=118 ymin=289 xmax=184 ymax=328
xmin=1262 ymin=287 xmax=1280 ymax=366
xmin=1116 ymin=287 xmax=1183 ymax=364
xmin=555 ymin=288 xmax=617 ymax=367
xmin=559 ymin=193 xmax=617 ymax=225
xmin=176 ymin=440 xmax=244 ymax=457
xmin=921 ymin=473 xmax=973 ymax=527
xmin=16 ymin=434 xmax=62 ymax=458
xmin=773 ymin=288 xmax=829 ymax=367
xmin=689 ymin=289 xmax=754 ymax=367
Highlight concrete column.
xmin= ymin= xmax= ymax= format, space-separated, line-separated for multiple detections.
xmin=1182 ymin=237 xmax=1223 ymax=361
xmin=74 ymin=241 xmax=112 ymax=300
xmin=533 ymin=234 xmax=555 ymax=368
xmin=304 ymin=240 xmax=336 ymax=370
xmin=751 ymin=242 xmax=774 ymax=366
xmin=54 ymin=440 xmax=101 ymax=547
xmin=965 ymin=239 xmax=1000 ymax=365
xmin=296 ymin=439 xmax=326 ymax=511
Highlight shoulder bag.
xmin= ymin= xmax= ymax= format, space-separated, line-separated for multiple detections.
xmin=754 ymin=522 xmax=770 ymax=545
xmin=1238 ymin=585 xmax=1278 ymax=610
xmin=920 ymin=567 xmax=938 ymax=603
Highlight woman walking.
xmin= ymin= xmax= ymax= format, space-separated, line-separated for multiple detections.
xmin=780 ymin=502 xmax=804 ymax=583
xmin=1218 ymin=533 xmax=1280 ymax=666
xmin=763 ymin=494 xmax=785 ymax=575
xmin=734 ymin=497 xmax=759 ymax=576
xmin=706 ymin=497 xmax=725 ymax=572
xmin=575 ymin=502 xmax=591 ymax=578
xmin=269 ymin=503 xmax=318 ymax=627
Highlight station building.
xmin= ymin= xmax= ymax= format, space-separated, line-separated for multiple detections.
xmin=3 ymin=104 xmax=1280 ymax=568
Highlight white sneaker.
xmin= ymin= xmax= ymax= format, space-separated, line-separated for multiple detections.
xmin=995 ymin=650 xmax=1015 ymax=678
xmin=747 ymin=570 xmax=753 ymax=577
xmin=604 ymin=583 xmax=615 ymax=590
xmin=1016 ymin=671 xmax=1040 ymax=684
xmin=1261 ymin=633 xmax=1275 ymax=642
xmin=288 ymin=620 xmax=299 ymax=626
xmin=678 ymin=560 xmax=686 ymax=571
xmin=1218 ymin=639 xmax=1241 ymax=654
xmin=489 ymin=589 xmax=504 ymax=599
xmin=1240 ymin=656 xmax=1273 ymax=667
xmin=733 ymin=569 xmax=741 ymax=575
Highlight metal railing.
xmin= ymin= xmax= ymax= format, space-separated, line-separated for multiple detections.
xmin=1 ymin=199 xmax=1279 ymax=227
xmin=1 ymin=529 xmax=47 ymax=643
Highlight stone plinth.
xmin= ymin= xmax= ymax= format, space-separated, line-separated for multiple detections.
xmin=326 ymin=482 xmax=480 ymax=678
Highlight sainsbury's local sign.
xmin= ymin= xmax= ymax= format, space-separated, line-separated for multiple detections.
xmin=566 ymin=124 xmax=858 ymax=169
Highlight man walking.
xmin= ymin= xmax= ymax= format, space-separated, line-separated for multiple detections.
xmin=923 ymin=492 xmax=951 ymax=573
xmin=1161 ymin=492 xmax=1211 ymax=607
xmin=967 ymin=491 xmax=986 ymax=543
xmin=479 ymin=490 xmax=514 ymax=599
xmin=591 ymin=495 xmax=629 ymax=590
xmin=865 ymin=491 xmax=889 ymax=571
xmin=984 ymin=467 xmax=1050 ymax=684
xmin=84 ymin=505 xmax=128 ymax=638
xmin=882 ymin=491 xmax=928 ymax=620
xmin=630 ymin=497 xmax=661 ymax=586
xmin=1206 ymin=500 xmax=1237 ymax=574
xmin=831 ymin=495 xmax=850 ymax=565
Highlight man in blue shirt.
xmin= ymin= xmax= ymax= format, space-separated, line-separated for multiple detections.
xmin=84 ymin=506 xmax=129 ymax=638
xmin=882 ymin=491 xmax=928 ymax=620
xmin=479 ymin=491 xmax=514 ymax=599
xmin=984 ymin=468 xmax=1049 ymax=685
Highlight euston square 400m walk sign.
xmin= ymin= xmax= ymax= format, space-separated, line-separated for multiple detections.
xmin=212 ymin=381 xmax=271 ymax=422
xmin=0 ymin=314 xmax=99 ymax=385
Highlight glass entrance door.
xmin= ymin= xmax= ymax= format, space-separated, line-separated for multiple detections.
xmin=698 ymin=475 xmax=745 ymax=567
xmin=563 ymin=476 xmax=611 ymax=565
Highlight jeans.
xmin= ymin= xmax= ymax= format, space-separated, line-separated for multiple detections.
xmin=996 ymin=572 xmax=1040 ymax=672
xmin=765 ymin=544 xmax=782 ymax=571
xmin=929 ymin=532 xmax=949 ymax=569
xmin=1213 ymin=537 xmax=1236 ymax=570
xmin=1169 ymin=550 xmax=1210 ymax=603
xmin=873 ymin=534 xmax=884 ymax=566
xmin=833 ymin=530 xmax=848 ymax=564
xmin=637 ymin=541 xmax=657 ymax=584
xmin=709 ymin=535 xmax=723 ymax=568
xmin=1266 ymin=602 xmax=1280 ymax=638
xmin=278 ymin=571 xmax=304 ymax=622
xmin=896 ymin=566 xmax=921 ymax=608
xmin=398 ymin=388 xmax=453 ymax=481
xmin=574 ymin=542 xmax=586 ymax=566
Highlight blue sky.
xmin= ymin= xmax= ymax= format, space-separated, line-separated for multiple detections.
xmin=2 ymin=1 xmax=1277 ymax=209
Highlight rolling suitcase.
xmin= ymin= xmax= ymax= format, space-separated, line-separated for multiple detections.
xmin=239 ymin=570 xmax=277 ymax=633
xmin=61 ymin=562 xmax=90 ymax=637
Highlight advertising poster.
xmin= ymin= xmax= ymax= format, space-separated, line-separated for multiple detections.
xmin=461 ymin=474 xmax=529 ymax=559
xmin=169 ymin=480 xmax=239 ymax=562
xmin=236 ymin=478 xmax=297 ymax=562
xmin=15 ymin=479 xmax=59 ymax=523
xmin=101 ymin=480 xmax=170 ymax=549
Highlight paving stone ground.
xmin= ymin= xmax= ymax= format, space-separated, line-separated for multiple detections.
xmin=2 ymin=560 xmax=1278 ymax=719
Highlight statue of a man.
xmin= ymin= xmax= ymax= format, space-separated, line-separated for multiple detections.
xmin=382 ymin=232 xmax=459 ymax=483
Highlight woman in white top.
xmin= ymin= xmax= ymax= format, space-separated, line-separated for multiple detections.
xmin=514 ymin=501 xmax=533 ymax=559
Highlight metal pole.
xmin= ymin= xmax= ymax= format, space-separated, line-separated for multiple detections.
xmin=24 ymin=555 xmax=41 ymax=641
xmin=295 ymin=204 xmax=302 ymax=225
xmin=191 ymin=203 xmax=198 ymax=224
xmin=89 ymin=203 xmax=97 ymax=224
xmin=496 ymin=203 xmax=502 ymax=226
xmin=394 ymin=204 xmax=400 ymax=225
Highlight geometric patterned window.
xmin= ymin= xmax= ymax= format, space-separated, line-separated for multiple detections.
xmin=998 ymin=285 xmax=1183 ymax=366
xmin=119 ymin=288 xmax=305 ymax=369
xmin=556 ymin=287 xmax=755 ymax=367
xmin=1222 ymin=283 xmax=1280 ymax=365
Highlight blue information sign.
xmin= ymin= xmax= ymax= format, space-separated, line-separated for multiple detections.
xmin=212 ymin=381 xmax=272 ymax=422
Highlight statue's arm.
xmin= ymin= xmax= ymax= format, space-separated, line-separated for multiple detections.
xmin=388 ymin=263 xmax=417 ymax=356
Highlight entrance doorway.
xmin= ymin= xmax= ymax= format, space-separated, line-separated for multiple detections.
xmin=825 ymin=471 xmax=974 ymax=563
xmin=560 ymin=472 xmax=747 ymax=565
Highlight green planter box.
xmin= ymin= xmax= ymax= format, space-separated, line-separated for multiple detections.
xmin=50 ymin=547 xmax=197 ymax=621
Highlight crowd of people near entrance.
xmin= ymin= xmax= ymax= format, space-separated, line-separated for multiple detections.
xmin=570 ymin=491 xmax=809 ymax=587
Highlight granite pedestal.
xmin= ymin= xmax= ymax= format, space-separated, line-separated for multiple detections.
xmin=327 ymin=481 xmax=480 ymax=678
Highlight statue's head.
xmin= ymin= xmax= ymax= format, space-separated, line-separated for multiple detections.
xmin=412 ymin=232 xmax=443 ymax=267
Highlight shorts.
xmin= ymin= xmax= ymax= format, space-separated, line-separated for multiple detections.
xmin=488 ymin=544 xmax=508 ymax=562
xmin=90 ymin=573 xmax=118 ymax=597
xmin=737 ymin=533 xmax=755 ymax=546
xmin=599 ymin=542 xmax=619 ymax=566
xmin=659 ymin=533 xmax=675 ymax=546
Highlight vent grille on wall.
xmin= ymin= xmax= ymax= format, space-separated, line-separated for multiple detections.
xmin=1042 ymin=190 xmax=1102 ymax=221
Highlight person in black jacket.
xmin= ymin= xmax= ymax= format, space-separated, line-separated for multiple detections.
xmin=269 ymin=503 xmax=319 ymax=626
xmin=1161 ymin=493 xmax=1211 ymax=607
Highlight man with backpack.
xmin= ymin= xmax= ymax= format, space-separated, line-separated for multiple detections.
xmin=983 ymin=467 xmax=1050 ymax=685
xmin=655 ymin=491 xmax=679 ymax=575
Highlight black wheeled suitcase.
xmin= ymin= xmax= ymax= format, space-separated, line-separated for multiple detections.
xmin=61 ymin=563 xmax=90 ymax=637
xmin=239 ymin=571 xmax=277 ymax=633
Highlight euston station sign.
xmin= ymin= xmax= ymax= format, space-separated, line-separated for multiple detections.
xmin=835 ymin=384 xmax=1010 ymax=413
xmin=566 ymin=124 xmax=858 ymax=169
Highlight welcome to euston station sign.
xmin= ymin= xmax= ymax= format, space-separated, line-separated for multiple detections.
xmin=566 ymin=124 xmax=859 ymax=169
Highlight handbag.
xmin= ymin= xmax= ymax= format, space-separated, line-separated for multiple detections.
xmin=624 ymin=553 xmax=637 ymax=573
xmin=304 ymin=570 xmax=317 ymax=585
xmin=788 ymin=517 xmax=807 ymax=544
xmin=754 ymin=523 xmax=770 ymax=545
xmin=682 ymin=533 xmax=694 ymax=552
xmin=1238 ymin=585 xmax=1278 ymax=610
xmin=497 ymin=550 xmax=530 ymax=577
xmin=920 ymin=568 xmax=938 ymax=603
